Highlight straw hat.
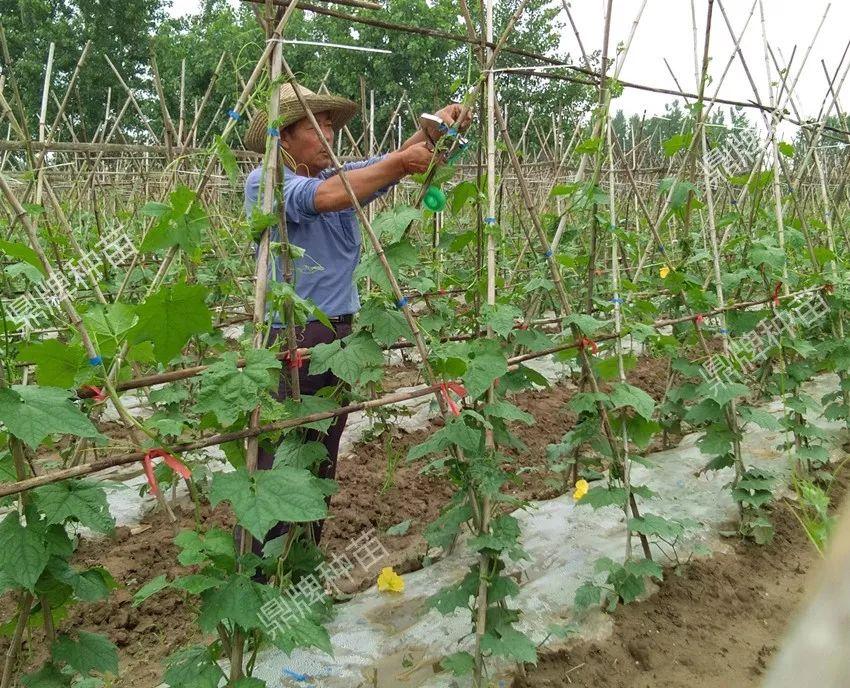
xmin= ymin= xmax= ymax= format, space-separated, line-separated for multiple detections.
xmin=244 ymin=82 xmax=357 ymax=154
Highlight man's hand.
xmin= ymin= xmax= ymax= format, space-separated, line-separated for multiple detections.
xmin=434 ymin=103 xmax=473 ymax=134
xmin=392 ymin=142 xmax=436 ymax=175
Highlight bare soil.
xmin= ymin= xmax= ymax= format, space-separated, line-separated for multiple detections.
xmin=511 ymin=490 xmax=844 ymax=688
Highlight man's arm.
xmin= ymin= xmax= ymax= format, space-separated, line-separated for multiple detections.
xmin=313 ymin=143 xmax=433 ymax=213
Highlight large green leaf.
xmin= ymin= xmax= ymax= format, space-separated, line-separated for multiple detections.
xmin=357 ymin=301 xmax=412 ymax=346
xmin=355 ymin=240 xmax=418 ymax=293
xmin=609 ymin=383 xmax=655 ymax=420
xmin=128 ymin=282 xmax=212 ymax=364
xmin=463 ymin=340 xmax=508 ymax=399
xmin=0 ymin=239 xmax=46 ymax=275
xmin=0 ymin=385 xmax=103 ymax=449
xmin=17 ymin=340 xmax=88 ymax=388
xmin=52 ymin=631 xmax=118 ymax=675
xmin=209 ymin=466 xmax=329 ymax=540
xmin=198 ymin=574 xmax=264 ymax=632
xmin=194 ymin=350 xmax=280 ymax=426
xmin=372 ymin=205 xmax=421 ymax=243
xmin=308 ymin=331 xmax=384 ymax=385
xmin=0 ymin=512 xmax=48 ymax=591
xmin=141 ymin=186 xmax=209 ymax=254
xmin=33 ymin=480 xmax=114 ymax=534
xmin=20 ymin=664 xmax=70 ymax=688
xmin=164 ymin=646 xmax=224 ymax=688
xmin=482 ymin=303 xmax=522 ymax=339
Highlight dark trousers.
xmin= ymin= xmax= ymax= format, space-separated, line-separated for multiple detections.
xmin=254 ymin=320 xmax=351 ymax=555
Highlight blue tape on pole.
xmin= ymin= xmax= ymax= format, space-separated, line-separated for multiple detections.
xmin=227 ymin=109 xmax=241 ymax=121
xmin=610 ymin=297 xmax=624 ymax=304
xmin=543 ymin=249 xmax=553 ymax=258
xmin=719 ymin=328 xmax=729 ymax=334
xmin=447 ymin=127 xmax=458 ymax=137
xmin=483 ymin=216 xmax=497 ymax=224
xmin=267 ymin=127 xmax=279 ymax=137
xmin=88 ymin=355 xmax=102 ymax=366
xmin=396 ymin=296 xmax=408 ymax=309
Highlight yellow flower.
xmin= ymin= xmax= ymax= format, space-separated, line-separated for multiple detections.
xmin=376 ymin=566 xmax=405 ymax=593
xmin=573 ymin=479 xmax=589 ymax=501
xmin=659 ymin=266 xmax=671 ymax=279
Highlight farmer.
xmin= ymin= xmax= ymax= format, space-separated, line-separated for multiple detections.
xmin=243 ymin=82 xmax=471 ymax=553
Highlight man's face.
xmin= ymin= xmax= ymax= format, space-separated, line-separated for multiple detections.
xmin=280 ymin=110 xmax=335 ymax=176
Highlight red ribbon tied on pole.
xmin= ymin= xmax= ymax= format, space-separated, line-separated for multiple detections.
xmin=439 ymin=382 xmax=467 ymax=416
xmin=143 ymin=449 xmax=191 ymax=498
xmin=693 ymin=314 xmax=704 ymax=326
xmin=577 ymin=336 xmax=598 ymax=354
xmin=81 ymin=385 xmax=107 ymax=403
xmin=283 ymin=348 xmax=304 ymax=369
xmin=771 ymin=281 xmax=783 ymax=307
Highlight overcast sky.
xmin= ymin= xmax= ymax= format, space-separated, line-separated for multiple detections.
xmin=167 ymin=0 xmax=849 ymax=129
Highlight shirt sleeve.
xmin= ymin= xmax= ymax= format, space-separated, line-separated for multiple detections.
xmin=282 ymin=168 xmax=323 ymax=223
xmin=319 ymin=154 xmax=396 ymax=206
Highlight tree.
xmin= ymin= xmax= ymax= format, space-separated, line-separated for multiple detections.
xmin=1 ymin=0 xmax=166 ymax=138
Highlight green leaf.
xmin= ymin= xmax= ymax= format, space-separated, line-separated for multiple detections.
xmin=273 ymin=438 xmax=327 ymax=470
xmin=428 ymin=569 xmax=478 ymax=613
xmin=580 ymin=486 xmax=628 ymax=510
xmin=778 ymin=141 xmax=794 ymax=157
xmin=128 ymin=282 xmax=212 ymax=364
xmin=563 ymin=313 xmax=607 ymax=336
xmin=194 ymin=350 xmax=280 ymax=426
xmin=739 ymin=406 xmax=782 ymax=431
xmin=481 ymin=626 xmax=537 ymax=664
xmin=0 ymin=386 xmax=103 ymax=449
xmin=133 ymin=574 xmax=169 ymax=606
xmin=209 ymin=466 xmax=329 ymax=540
xmin=385 ymin=519 xmax=412 ymax=536
xmin=355 ymin=240 xmax=418 ymax=293
xmin=213 ymin=135 xmax=238 ymax=185
xmin=628 ymin=514 xmax=684 ymax=541
xmin=309 ymin=331 xmax=384 ymax=385
xmin=609 ymin=383 xmax=655 ymax=420
xmin=441 ymin=651 xmax=474 ymax=676
xmin=171 ymin=575 xmax=224 ymax=595
xmin=468 ymin=515 xmax=521 ymax=554
xmin=33 ymin=480 xmax=114 ymax=534
xmin=21 ymin=664 xmax=70 ymax=688
xmin=0 ymin=512 xmax=48 ymax=592
xmin=463 ymin=340 xmax=508 ymax=399
xmin=163 ymin=646 xmax=224 ymax=688
xmin=662 ymin=132 xmax=693 ymax=157
xmin=483 ymin=400 xmax=534 ymax=425
xmin=140 ymin=186 xmax=209 ymax=254
xmin=18 ymin=340 xmax=87 ymax=388
xmin=278 ymin=394 xmax=339 ymax=433
xmin=0 ymin=239 xmax=46 ymax=275
xmin=52 ymin=631 xmax=118 ymax=675
xmin=198 ymin=574 xmax=264 ymax=632
xmin=373 ymin=205 xmax=421 ymax=243
xmin=408 ymin=418 xmax=482 ymax=460
xmin=696 ymin=380 xmax=749 ymax=407
xmin=357 ymin=302 xmax=411 ymax=346
xmin=450 ymin=180 xmax=478 ymax=213
xmin=174 ymin=528 xmax=236 ymax=570
xmin=265 ymin=603 xmax=333 ymax=655
xmin=574 ymin=581 xmax=602 ymax=612
xmin=482 ymin=303 xmax=522 ymax=339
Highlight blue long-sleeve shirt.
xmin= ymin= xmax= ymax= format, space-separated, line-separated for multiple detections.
xmin=244 ymin=156 xmax=392 ymax=324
